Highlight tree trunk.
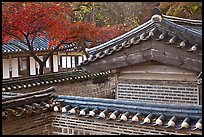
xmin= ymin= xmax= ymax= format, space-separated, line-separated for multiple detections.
xmin=39 ymin=62 xmax=45 ymax=75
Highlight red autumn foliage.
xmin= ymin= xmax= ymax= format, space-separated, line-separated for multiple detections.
xmin=2 ymin=2 xmax=127 ymax=50
xmin=2 ymin=2 xmax=73 ymax=48
xmin=2 ymin=2 xmax=128 ymax=74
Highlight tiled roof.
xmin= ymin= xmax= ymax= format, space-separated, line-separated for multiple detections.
xmin=53 ymin=95 xmax=202 ymax=131
xmin=79 ymin=8 xmax=202 ymax=68
xmin=2 ymin=70 xmax=111 ymax=92
xmin=2 ymin=87 xmax=55 ymax=117
xmin=2 ymin=36 xmax=78 ymax=53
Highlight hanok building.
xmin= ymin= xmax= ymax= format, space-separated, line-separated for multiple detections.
xmin=2 ymin=36 xmax=86 ymax=79
xmin=2 ymin=8 xmax=202 ymax=135
xmin=80 ymin=8 xmax=202 ymax=106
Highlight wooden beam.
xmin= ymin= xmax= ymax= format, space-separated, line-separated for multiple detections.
xmin=119 ymin=73 xmax=197 ymax=81
xmin=151 ymin=49 xmax=201 ymax=72
xmin=26 ymin=56 xmax=30 ymax=76
xmin=82 ymin=49 xmax=151 ymax=72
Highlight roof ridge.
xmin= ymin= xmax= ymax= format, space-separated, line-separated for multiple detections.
xmin=151 ymin=7 xmax=202 ymax=25
xmin=162 ymin=15 xmax=202 ymax=27
xmin=87 ymin=19 xmax=154 ymax=54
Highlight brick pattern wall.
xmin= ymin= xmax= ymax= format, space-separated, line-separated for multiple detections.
xmin=117 ymin=80 xmax=198 ymax=105
xmin=3 ymin=111 xmax=201 ymax=135
xmin=10 ymin=76 xmax=116 ymax=99
xmin=2 ymin=112 xmax=52 ymax=135
xmin=51 ymin=113 xmax=200 ymax=135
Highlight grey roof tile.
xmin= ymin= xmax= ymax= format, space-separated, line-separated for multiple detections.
xmin=2 ymin=36 xmax=77 ymax=53
xmin=54 ymin=95 xmax=201 ymax=131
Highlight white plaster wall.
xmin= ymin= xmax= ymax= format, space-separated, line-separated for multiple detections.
xmin=30 ymin=57 xmax=36 ymax=75
xmin=62 ymin=56 xmax=67 ymax=68
xmin=12 ymin=58 xmax=19 ymax=78
xmin=67 ymin=56 xmax=71 ymax=68
xmin=53 ymin=55 xmax=58 ymax=72
xmin=71 ymin=56 xmax=75 ymax=68
xmin=3 ymin=59 xmax=10 ymax=79
xmin=46 ymin=58 xmax=50 ymax=68
xmin=78 ymin=56 xmax=83 ymax=65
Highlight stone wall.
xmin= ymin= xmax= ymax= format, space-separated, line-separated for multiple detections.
xmin=9 ymin=75 xmax=116 ymax=99
xmin=3 ymin=111 xmax=201 ymax=135
xmin=117 ymin=79 xmax=199 ymax=105
xmin=2 ymin=112 xmax=52 ymax=135
xmin=51 ymin=113 xmax=201 ymax=135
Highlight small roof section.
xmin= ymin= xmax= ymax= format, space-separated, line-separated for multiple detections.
xmin=79 ymin=7 xmax=202 ymax=73
xmin=2 ymin=70 xmax=111 ymax=92
xmin=2 ymin=87 xmax=56 ymax=118
xmin=53 ymin=95 xmax=202 ymax=131
xmin=2 ymin=36 xmax=78 ymax=53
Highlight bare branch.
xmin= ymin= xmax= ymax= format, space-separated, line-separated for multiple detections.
xmin=24 ymin=35 xmax=42 ymax=64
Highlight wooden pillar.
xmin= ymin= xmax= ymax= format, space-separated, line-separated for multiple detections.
xmin=18 ymin=58 xmax=21 ymax=74
xmin=58 ymin=53 xmax=61 ymax=72
xmin=26 ymin=56 xmax=30 ymax=76
xmin=50 ymin=55 xmax=54 ymax=72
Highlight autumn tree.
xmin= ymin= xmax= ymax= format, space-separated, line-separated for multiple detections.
xmin=159 ymin=2 xmax=202 ymax=19
xmin=70 ymin=2 xmax=160 ymax=27
xmin=71 ymin=2 xmax=202 ymax=27
xmin=2 ymin=2 xmax=127 ymax=75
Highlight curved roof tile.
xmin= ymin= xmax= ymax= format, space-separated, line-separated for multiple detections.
xmin=54 ymin=95 xmax=202 ymax=131
xmin=2 ymin=36 xmax=78 ymax=53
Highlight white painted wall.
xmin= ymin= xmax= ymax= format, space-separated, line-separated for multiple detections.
xmin=30 ymin=57 xmax=36 ymax=75
xmin=71 ymin=56 xmax=75 ymax=68
xmin=62 ymin=56 xmax=66 ymax=68
xmin=3 ymin=59 xmax=10 ymax=79
xmin=78 ymin=56 xmax=83 ymax=65
xmin=53 ymin=55 xmax=58 ymax=72
xmin=62 ymin=56 xmax=67 ymax=68
xmin=67 ymin=56 xmax=71 ymax=68
xmin=12 ymin=58 xmax=19 ymax=78
xmin=46 ymin=58 xmax=50 ymax=68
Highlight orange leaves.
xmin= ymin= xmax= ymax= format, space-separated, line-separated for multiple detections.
xmin=95 ymin=24 xmax=130 ymax=45
xmin=2 ymin=2 xmax=72 ymax=46
xmin=3 ymin=2 xmax=129 ymax=50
